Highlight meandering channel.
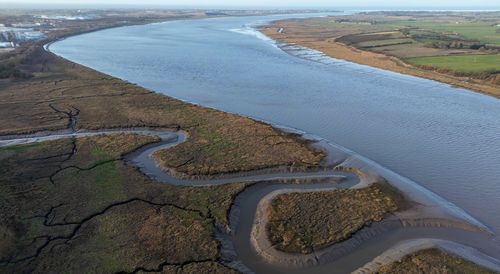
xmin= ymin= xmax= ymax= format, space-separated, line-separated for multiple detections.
xmin=49 ymin=13 xmax=500 ymax=241
xmin=2 ymin=128 xmax=500 ymax=273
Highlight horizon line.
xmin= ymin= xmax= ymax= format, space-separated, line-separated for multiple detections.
xmin=1 ymin=2 xmax=500 ymax=9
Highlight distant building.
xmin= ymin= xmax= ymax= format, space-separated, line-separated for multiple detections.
xmin=12 ymin=23 xmax=41 ymax=28
xmin=37 ymin=14 xmax=97 ymax=21
xmin=0 ymin=41 xmax=15 ymax=48
xmin=0 ymin=26 xmax=44 ymax=47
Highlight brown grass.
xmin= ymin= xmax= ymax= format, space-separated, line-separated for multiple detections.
xmin=377 ymin=248 xmax=496 ymax=274
xmin=0 ymin=134 xmax=243 ymax=272
xmin=266 ymin=182 xmax=407 ymax=254
xmin=0 ymin=14 xmax=329 ymax=272
xmin=0 ymin=44 xmax=323 ymax=177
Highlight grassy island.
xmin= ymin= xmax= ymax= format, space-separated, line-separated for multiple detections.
xmin=266 ymin=183 xmax=408 ymax=254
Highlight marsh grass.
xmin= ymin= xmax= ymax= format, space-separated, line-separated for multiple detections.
xmin=266 ymin=182 xmax=406 ymax=254
xmin=377 ymin=248 xmax=496 ymax=274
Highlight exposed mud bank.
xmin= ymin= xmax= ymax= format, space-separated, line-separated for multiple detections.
xmin=355 ymin=239 xmax=500 ymax=273
xmin=2 ymin=127 xmax=498 ymax=273
xmin=237 ymin=125 xmax=496 ymax=271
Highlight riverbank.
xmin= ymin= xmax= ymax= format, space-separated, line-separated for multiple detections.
xmin=243 ymin=133 xmax=497 ymax=271
xmin=0 ymin=43 xmax=324 ymax=178
xmin=1 ymin=11 xmax=500 ymax=273
xmin=0 ymin=11 xmax=331 ymax=273
xmin=260 ymin=16 xmax=500 ymax=98
xmin=3 ymin=124 xmax=500 ymax=273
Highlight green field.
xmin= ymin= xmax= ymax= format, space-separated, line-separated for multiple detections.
xmin=384 ymin=21 xmax=500 ymax=45
xmin=407 ymin=54 xmax=500 ymax=72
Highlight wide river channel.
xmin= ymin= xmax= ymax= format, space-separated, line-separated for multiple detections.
xmin=50 ymin=12 xmax=500 ymax=260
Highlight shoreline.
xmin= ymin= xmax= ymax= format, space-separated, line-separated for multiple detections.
xmin=260 ymin=20 xmax=500 ymax=99
xmin=250 ymin=189 xmax=491 ymax=268
xmin=3 ymin=13 xmax=499 ymax=273
xmin=273 ymin=124 xmax=489 ymax=231
xmin=2 ymin=126 xmax=499 ymax=272
xmin=245 ymin=132 xmax=494 ymax=269
xmin=45 ymin=19 xmax=497 ymax=271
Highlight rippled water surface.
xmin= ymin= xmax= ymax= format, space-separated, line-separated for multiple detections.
xmin=51 ymin=14 xmax=500 ymax=235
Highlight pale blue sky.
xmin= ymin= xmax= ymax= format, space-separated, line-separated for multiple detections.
xmin=1 ymin=0 xmax=499 ymax=8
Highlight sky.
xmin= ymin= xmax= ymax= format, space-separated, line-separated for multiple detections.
xmin=1 ymin=0 xmax=499 ymax=8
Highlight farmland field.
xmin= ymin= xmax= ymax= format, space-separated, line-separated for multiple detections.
xmin=262 ymin=11 xmax=500 ymax=96
xmin=382 ymin=21 xmax=500 ymax=45
xmin=407 ymin=54 xmax=500 ymax=72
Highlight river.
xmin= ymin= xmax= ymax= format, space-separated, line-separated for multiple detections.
xmin=50 ymin=12 xmax=500 ymax=250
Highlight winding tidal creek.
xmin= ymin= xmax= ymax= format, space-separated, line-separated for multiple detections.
xmin=49 ymin=13 xmax=500 ymax=273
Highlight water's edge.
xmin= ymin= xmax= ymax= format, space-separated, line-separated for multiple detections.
xmin=43 ymin=14 xmax=500 ymax=273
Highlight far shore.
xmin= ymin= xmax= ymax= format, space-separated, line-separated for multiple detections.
xmin=260 ymin=20 xmax=500 ymax=98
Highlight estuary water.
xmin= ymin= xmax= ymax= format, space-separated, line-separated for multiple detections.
xmin=50 ymin=13 xmax=500 ymax=239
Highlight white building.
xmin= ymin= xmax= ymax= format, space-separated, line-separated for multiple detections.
xmin=0 ymin=41 xmax=15 ymax=48
xmin=0 ymin=26 xmax=44 ymax=47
